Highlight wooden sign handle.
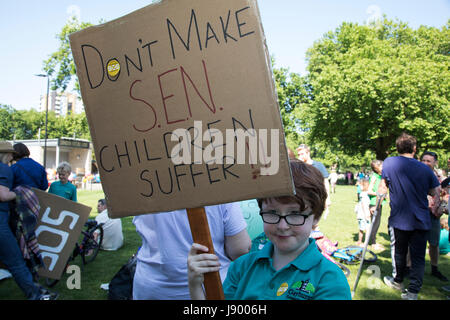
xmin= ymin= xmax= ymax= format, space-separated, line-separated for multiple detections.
xmin=187 ymin=207 xmax=225 ymax=300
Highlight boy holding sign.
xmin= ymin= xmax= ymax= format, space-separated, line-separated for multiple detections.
xmin=187 ymin=160 xmax=351 ymax=300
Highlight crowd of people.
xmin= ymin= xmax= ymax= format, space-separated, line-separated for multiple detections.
xmin=0 ymin=142 xmax=123 ymax=300
xmin=1 ymin=132 xmax=449 ymax=300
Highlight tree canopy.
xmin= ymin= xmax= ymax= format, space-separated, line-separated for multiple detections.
xmin=43 ymin=16 xmax=93 ymax=92
xmin=34 ymin=16 xmax=449 ymax=170
xmin=300 ymin=18 xmax=449 ymax=160
xmin=0 ymin=104 xmax=90 ymax=141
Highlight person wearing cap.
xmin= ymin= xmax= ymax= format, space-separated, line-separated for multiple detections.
xmin=0 ymin=141 xmax=56 ymax=300
xmin=11 ymin=142 xmax=48 ymax=190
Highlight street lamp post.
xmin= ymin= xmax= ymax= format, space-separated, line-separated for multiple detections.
xmin=35 ymin=74 xmax=49 ymax=169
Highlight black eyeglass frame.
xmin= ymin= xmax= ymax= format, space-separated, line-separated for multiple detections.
xmin=259 ymin=210 xmax=314 ymax=226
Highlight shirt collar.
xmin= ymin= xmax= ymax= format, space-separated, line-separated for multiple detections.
xmin=257 ymin=238 xmax=322 ymax=271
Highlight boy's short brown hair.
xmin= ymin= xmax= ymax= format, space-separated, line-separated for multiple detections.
xmin=258 ymin=159 xmax=327 ymax=220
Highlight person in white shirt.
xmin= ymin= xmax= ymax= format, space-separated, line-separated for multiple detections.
xmin=132 ymin=202 xmax=251 ymax=300
xmin=95 ymin=199 xmax=123 ymax=251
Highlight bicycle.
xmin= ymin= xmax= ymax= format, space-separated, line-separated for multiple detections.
xmin=318 ymin=248 xmax=351 ymax=278
xmin=332 ymin=245 xmax=377 ymax=265
xmin=45 ymin=219 xmax=103 ymax=287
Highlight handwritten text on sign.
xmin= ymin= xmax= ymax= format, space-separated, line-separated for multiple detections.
xmin=70 ymin=0 xmax=294 ymax=217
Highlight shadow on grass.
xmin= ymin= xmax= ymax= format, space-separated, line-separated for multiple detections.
xmin=379 ymin=232 xmax=390 ymax=242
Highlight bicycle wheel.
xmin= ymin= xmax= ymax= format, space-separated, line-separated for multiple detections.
xmin=44 ymin=254 xmax=73 ymax=288
xmin=362 ymin=249 xmax=377 ymax=263
xmin=335 ymin=261 xmax=351 ymax=278
xmin=45 ymin=276 xmax=60 ymax=288
xmin=82 ymin=225 xmax=103 ymax=265
xmin=345 ymin=246 xmax=377 ymax=263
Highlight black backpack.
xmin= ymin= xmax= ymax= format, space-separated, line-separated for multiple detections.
xmin=108 ymin=254 xmax=137 ymax=300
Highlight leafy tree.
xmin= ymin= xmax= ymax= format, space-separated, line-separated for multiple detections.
xmin=61 ymin=113 xmax=91 ymax=140
xmin=272 ymin=63 xmax=308 ymax=150
xmin=13 ymin=109 xmax=45 ymax=140
xmin=0 ymin=105 xmax=16 ymax=139
xmin=302 ymin=18 xmax=449 ymax=160
xmin=43 ymin=16 xmax=94 ymax=93
xmin=0 ymin=105 xmax=91 ymax=141
xmin=272 ymin=61 xmax=372 ymax=171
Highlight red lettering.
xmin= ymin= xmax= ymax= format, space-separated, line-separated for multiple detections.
xmin=180 ymin=60 xmax=217 ymax=116
xmin=158 ymin=68 xmax=186 ymax=125
xmin=129 ymin=80 xmax=157 ymax=132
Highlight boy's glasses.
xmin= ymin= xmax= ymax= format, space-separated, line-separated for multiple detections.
xmin=260 ymin=209 xmax=313 ymax=226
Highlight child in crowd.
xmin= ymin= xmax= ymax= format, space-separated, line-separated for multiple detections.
xmin=187 ymin=160 xmax=351 ymax=300
xmin=48 ymin=162 xmax=77 ymax=201
xmin=439 ymin=217 xmax=449 ymax=256
xmin=355 ymin=179 xmax=370 ymax=246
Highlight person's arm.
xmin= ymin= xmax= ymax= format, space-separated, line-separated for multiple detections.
xmin=187 ymin=243 xmax=220 ymax=300
xmin=363 ymin=198 xmax=371 ymax=221
xmin=224 ymin=229 xmax=251 ymax=261
xmin=324 ymin=178 xmax=331 ymax=206
xmin=40 ymin=168 xmax=49 ymax=191
xmin=72 ymin=186 xmax=78 ymax=202
xmin=367 ymin=175 xmax=377 ymax=197
xmin=429 ymin=186 xmax=441 ymax=217
xmin=0 ymin=185 xmax=16 ymax=202
xmin=376 ymin=178 xmax=388 ymax=206
xmin=48 ymin=182 xmax=54 ymax=194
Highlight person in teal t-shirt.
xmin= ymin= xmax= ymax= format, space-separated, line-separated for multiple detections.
xmin=187 ymin=160 xmax=351 ymax=300
xmin=48 ymin=162 xmax=77 ymax=201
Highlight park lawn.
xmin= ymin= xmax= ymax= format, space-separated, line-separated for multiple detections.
xmin=0 ymin=185 xmax=448 ymax=300
xmin=322 ymin=185 xmax=449 ymax=300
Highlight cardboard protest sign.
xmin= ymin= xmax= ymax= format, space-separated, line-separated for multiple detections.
xmin=70 ymin=0 xmax=294 ymax=218
xmin=33 ymin=189 xmax=91 ymax=280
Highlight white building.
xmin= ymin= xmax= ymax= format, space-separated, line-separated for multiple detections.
xmin=10 ymin=137 xmax=93 ymax=175
xmin=40 ymin=91 xmax=84 ymax=116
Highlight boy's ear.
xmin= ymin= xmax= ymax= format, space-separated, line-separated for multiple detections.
xmin=312 ymin=218 xmax=320 ymax=227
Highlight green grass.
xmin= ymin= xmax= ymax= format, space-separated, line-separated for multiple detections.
xmin=0 ymin=185 xmax=448 ymax=300
xmin=322 ymin=185 xmax=449 ymax=300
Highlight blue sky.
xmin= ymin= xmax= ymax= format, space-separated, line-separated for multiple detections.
xmin=0 ymin=0 xmax=448 ymax=111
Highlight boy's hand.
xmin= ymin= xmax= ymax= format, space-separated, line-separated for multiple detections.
xmin=187 ymin=243 xmax=220 ymax=287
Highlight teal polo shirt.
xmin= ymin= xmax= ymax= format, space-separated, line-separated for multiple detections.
xmin=48 ymin=181 xmax=77 ymax=201
xmin=223 ymin=238 xmax=351 ymax=300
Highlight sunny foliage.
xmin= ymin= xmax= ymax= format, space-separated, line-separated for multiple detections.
xmin=302 ymin=18 xmax=449 ymax=159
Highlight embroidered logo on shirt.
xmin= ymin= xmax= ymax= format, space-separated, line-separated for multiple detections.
xmin=276 ymin=282 xmax=289 ymax=296
xmin=287 ymin=280 xmax=315 ymax=299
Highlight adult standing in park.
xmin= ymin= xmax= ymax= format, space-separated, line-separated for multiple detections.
xmin=0 ymin=141 xmax=56 ymax=300
xmin=366 ymin=160 xmax=386 ymax=252
xmin=297 ymin=144 xmax=331 ymax=220
xmin=48 ymin=161 xmax=77 ymax=201
xmin=420 ymin=151 xmax=448 ymax=282
xmin=379 ymin=133 xmax=440 ymax=300
xmin=11 ymin=143 xmax=48 ymax=191
xmin=132 ymin=202 xmax=251 ymax=299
